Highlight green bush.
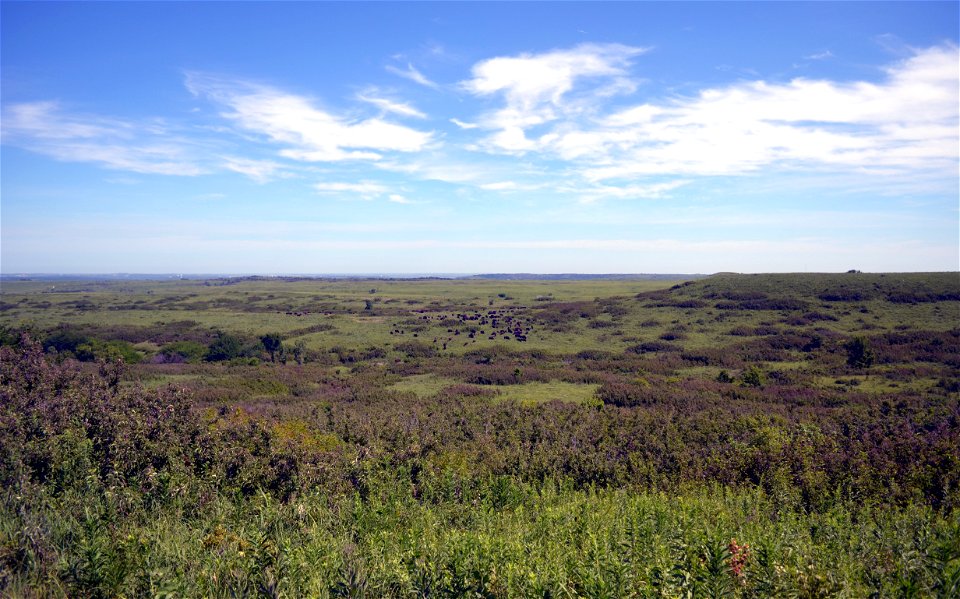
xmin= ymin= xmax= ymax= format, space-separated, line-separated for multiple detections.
xmin=741 ymin=365 xmax=766 ymax=387
xmin=206 ymin=331 xmax=244 ymax=362
xmin=43 ymin=328 xmax=92 ymax=357
xmin=74 ymin=339 xmax=143 ymax=364
xmin=159 ymin=340 xmax=207 ymax=363
xmin=846 ymin=336 xmax=875 ymax=369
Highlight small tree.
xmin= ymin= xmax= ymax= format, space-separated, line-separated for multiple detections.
xmin=741 ymin=365 xmax=765 ymax=388
xmin=260 ymin=333 xmax=283 ymax=363
xmin=292 ymin=340 xmax=307 ymax=365
xmin=846 ymin=336 xmax=875 ymax=370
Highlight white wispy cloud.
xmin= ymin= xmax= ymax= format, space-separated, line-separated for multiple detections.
xmin=7 ymin=43 xmax=953 ymax=208
xmin=478 ymin=181 xmax=549 ymax=192
xmin=388 ymin=194 xmax=414 ymax=204
xmin=805 ymin=50 xmax=834 ymax=60
xmin=577 ymin=44 xmax=959 ymax=181
xmin=377 ymin=154 xmax=493 ymax=184
xmin=221 ymin=156 xmax=287 ymax=183
xmin=456 ymin=43 xmax=957 ymax=187
xmin=386 ymin=62 xmax=440 ymax=89
xmin=356 ymin=90 xmax=427 ymax=119
xmin=186 ymin=72 xmax=433 ymax=162
xmin=569 ymin=181 xmax=690 ymax=204
xmin=462 ymin=43 xmax=647 ymax=154
xmin=314 ymin=181 xmax=391 ymax=199
xmin=2 ymin=101 xmax=117 ymax=140
xmin=464 ymin=42 xmax=644 ymax=108
xmin=315 ymin=181 xmax=388 ymax=194
xmin=450 ymin=118 xmax=479 ymax=129
xmin=1 ymin=101 xmax=208 ymax=175
xmin=479 ymin=181 xmax=521 ymax=191
xmin=380 ymin=153 xmax=559 ymax=196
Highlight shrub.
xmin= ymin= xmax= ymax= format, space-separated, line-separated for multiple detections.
xmin=818 ymin=290 xmax=865 ymax=302
xmin=716 ymin=298 xmax=808 ymax=311
xmin=395 ymin=341 xmax=437 ymax=359
xmin=42 ymin=328 xmax=91 ymax=356
xmin=576 ymin=349 xmax=616 ymax=360
xmin=158 ymin=340 xmax=207 ymax=363
xmin=845 ymin=337 xmax=875 ymax=370
xmin=626 ymin=341 xmax=679 ymax=354
xmin=206 ymin=331 xmax=245 ymax=362
xmin=741 ymin=365 xmax=765 ymax=388
xmin=76 ymin=339 xmax=143 ymax=364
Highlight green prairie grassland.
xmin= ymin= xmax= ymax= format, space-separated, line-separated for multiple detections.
xmin=2 ymin=273 xmax=956 ymax=355
xmin=1 ymin=272 xmax=958 ymax=597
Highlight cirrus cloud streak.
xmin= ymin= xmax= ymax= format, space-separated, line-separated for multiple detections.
xmin=1 ymin=101 xmax=209 ymax=176
xmin=186 ymin=72 xmax=434 ymax=163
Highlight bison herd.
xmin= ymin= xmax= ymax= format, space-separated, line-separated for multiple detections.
xmin=390 ymin=307 xmax=534 ymax=348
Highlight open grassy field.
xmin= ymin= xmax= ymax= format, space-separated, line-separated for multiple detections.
xmin=1 ymin=272 xmax=958 ymax=596
xmin=3 ymin=272 xmax=956 ymax=355
xmin=0 ymin=277 xmax=684 ymax=354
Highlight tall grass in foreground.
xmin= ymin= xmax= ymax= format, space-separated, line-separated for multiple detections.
xmin=1 ymin=337 xmax=958 ymax=597
xmin=4 ymin=476 xmax=959 ymax=597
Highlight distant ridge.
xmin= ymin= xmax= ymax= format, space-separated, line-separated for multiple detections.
xmin=466 ymin=273 xmax=706 ymax=281
xmin=0 ymin=273 xmax=217 ymax=282
xmin=0 ymin=272 xmax=708 ymax=283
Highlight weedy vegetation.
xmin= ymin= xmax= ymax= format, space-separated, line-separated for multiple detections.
xmin=1 ymin=272 xmax=958 ymax=597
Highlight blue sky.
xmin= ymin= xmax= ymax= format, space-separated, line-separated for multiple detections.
xmin=2 ymin=1 xmax=957 ymax=274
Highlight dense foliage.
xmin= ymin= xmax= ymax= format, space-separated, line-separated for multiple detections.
xmin=1 ymin=273 xmax=958 ymax=596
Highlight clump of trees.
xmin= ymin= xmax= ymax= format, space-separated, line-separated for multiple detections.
xmin=41 ymin=328 xmax=143 ymax=363
xmin=204 ymin=331 xmax=298 ymax=364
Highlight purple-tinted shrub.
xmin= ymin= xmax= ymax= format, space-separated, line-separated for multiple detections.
xmin=627 ymin=341 xmax=680 ymax=354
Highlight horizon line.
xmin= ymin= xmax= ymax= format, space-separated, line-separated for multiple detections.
xmin=2 ymin=270 xmax=955 ymax=279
